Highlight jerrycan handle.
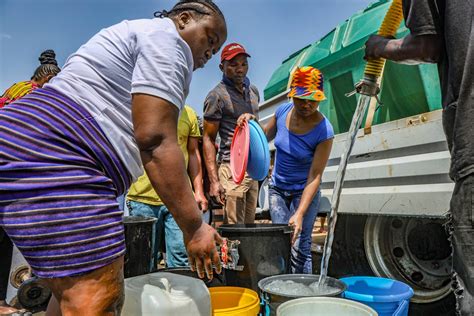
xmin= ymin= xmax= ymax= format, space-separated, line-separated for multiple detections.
xmin=158 ymin=277 xmax=170 ymax=292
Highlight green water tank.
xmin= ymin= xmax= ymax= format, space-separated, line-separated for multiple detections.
xmin=263 ymin=0 xmax=441 ymax=134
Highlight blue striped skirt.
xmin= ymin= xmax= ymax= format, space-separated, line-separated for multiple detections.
xmin=0 ymin=88 xmax=132 ymax=278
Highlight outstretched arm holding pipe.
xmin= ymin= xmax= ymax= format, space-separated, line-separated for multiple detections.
xmin=364 ymin=0 xmax=442 ymax=65
xmin=364 ymin=33 xmax=442 ymax=65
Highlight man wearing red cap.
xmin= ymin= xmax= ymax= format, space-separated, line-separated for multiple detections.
xmin=203 ymin=42 xmax=260 ymax=224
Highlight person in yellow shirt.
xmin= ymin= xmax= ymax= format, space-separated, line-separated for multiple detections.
xmin=127 ymin=105 xmax=208 ymax=268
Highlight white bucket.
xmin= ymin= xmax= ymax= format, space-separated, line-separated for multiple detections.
xmin=277 ymin=297 xmax=378 ymax=316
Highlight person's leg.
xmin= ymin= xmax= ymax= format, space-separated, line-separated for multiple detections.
xmin=448 ymin=175 xmax=474 ymax=316
xmin=219 ymin=164 xmax=245 ymax=224
xmin=268 ymin=186 xmax=291 ymax=224
xmin=289 ymin=191 xmax=321 ymax=274
xmin=44 ymin=256 xmax=124 ymax=316
xmin=45 ymin=294 xmax=61 ymax=316
xmin=116 ymin=194 xmax=126 ymax=212
xmin=127 ymin=201 xmax=165 ymax=272
xmin=318 ymin=214 xmax=327 ymax=233
xmin=222 ymin=195 xmax=243 ymax=224
xmin=163 ymin=207 xmax=189 ymax=267
xmin=0 ymin=228 xmax=17 ymax=314
xmin=244 ymin=180 xmax=259 ymax=224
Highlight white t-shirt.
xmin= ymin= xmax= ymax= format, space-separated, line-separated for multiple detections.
xmin=46 ymin=18 xmax=194 ymax=181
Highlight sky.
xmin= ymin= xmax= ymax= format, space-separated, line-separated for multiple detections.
xmin=0 ymin=0 xmax=374 ymax=116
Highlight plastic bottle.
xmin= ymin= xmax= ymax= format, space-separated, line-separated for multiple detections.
xmin=122 ymin=272 xmax=211 ymax=316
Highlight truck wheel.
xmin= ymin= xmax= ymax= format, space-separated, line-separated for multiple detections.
xmin=325 ymin=213 xmax=373 ymax=277
xmin=323 ymin=214 xmax=455 ymax=316
xmin=364 ymin=215 xmax=452 ymax=303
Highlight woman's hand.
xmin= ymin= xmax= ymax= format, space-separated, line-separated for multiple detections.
xmin=237 ymin=113 xmax=256 ymax=127
xmin=185 ymin=222 xmax=222 ymax=280
xmin=288 ymin=212 xmax=304 ymax=245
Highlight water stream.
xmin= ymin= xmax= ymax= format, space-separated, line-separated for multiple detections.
xmin=318 ymin=94 xmax=373 ymax=285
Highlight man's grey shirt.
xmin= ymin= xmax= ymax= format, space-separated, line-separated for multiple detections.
xmin=204 ymin=77 xmax=260 ymax=163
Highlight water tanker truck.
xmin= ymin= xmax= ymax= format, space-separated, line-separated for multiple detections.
xmin=258 ymin=1 xmax=454 ymax=314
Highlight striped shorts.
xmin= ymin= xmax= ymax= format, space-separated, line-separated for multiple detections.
xmin=0 ymin=88 xmax=131 ymax=278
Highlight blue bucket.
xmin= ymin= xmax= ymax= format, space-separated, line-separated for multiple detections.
xmin=340 ymin=276 xmax=414 ymax=316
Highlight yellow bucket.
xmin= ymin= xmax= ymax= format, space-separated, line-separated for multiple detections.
xmin=210 ymin=286 xmax=260 ymax=316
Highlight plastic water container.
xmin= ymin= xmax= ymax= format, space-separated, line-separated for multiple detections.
xmin=209 ymin=286 xmax=260 ymax=316
xmin=276 ymin=297 xmax=378 ymax=316
xmin=122 ymin=272 xmax=211 ymax=316
xmin=123 ymin=216 xmax=157 ymax=278
xmin=340 ymin=276 xmax=414 ymax=316
xmin=217 ymin=224 xmax=292 ymax=292
xmin=258 ymin=274 xmax=346 ymax=316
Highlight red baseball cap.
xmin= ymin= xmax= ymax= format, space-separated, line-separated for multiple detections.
xmin=220 ymin=43 xmax=251 ymax=62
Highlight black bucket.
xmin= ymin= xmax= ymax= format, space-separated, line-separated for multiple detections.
xmin=217 ymin=224 xmax=293 ymax=292
xmin=258 ymin=274 xmax=346 ymax=315
xmin=157 ymin=267 xmax=225 ymax=288
xmin=123 ymin=216 xmax=157 ymax=278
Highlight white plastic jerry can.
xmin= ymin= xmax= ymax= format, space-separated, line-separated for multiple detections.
xmin=142 ymin=283 xmax=200 ymax=315
xmin=122 ymin=272 xmax=211 ymax=316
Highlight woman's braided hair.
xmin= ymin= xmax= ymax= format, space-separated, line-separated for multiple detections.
xmin=31 ymin=49 xmax=61 ymax=81
xmin=155 ymin=0 xmax=225 ymax=22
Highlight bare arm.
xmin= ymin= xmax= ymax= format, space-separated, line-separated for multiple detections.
xmin=289 ymin=139 xmax=333 ymax=243
xmin=203 ymin=120 xmax=225 ymax=204
xmin=203 ymin=120 xmax=219 ymax=184
xmin=187 ymin=136 xmax=208 ymax=211
xmin=364 ymin=34 xmax=442 ymax=65
xmin=263 ymin=115 xmax=277 ymax=142
xmin=132 ymin=94 xmax=221 ymax=279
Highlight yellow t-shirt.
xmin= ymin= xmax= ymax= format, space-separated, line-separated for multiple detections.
xmin=127 ymin=105 xmax=201 ymax=205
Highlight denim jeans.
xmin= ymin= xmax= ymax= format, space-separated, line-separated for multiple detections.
xmin=269 ymin=185 xmax=321 ymax=274
xmin=127 ymin=200 xmax=188 ymax=269
xmin=117 ymin=193 xmax=128 ymax=215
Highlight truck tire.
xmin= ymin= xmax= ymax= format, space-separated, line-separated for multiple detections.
xmin=326 ymin=213 xmax=373 ymax=277
xmin=314 ymin=214 xmax=455 ymax=316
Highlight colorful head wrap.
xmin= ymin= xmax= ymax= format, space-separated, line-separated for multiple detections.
xmin=287 ymin=66 xmax=326 ymax=102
